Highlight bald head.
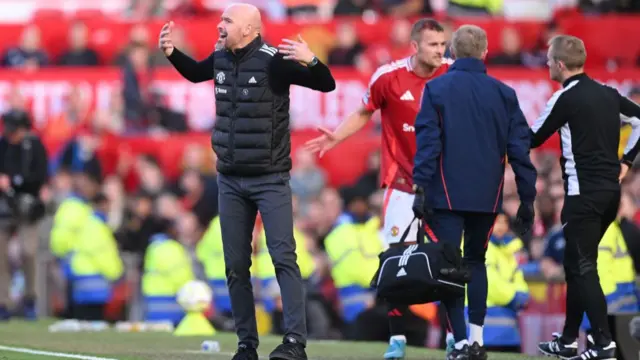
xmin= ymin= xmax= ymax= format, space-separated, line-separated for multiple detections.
xmin=218 ymin=3 xmax=262 ymax=51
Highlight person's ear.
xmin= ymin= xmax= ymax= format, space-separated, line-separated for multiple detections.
xmin=410 ymin=40 xmax=419 ymax=53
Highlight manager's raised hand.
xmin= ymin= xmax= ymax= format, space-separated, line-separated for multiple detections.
xmin=159 ymin=21 xmax=175 ymax=56
xmin=278 ymin=35 xmax=315 ymax=64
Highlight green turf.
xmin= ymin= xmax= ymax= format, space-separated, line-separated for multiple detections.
xmin=0 ymin=320 xmax=539 ymax=360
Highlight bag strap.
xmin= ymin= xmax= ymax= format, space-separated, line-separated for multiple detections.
xmin=398 ymin=216 xmax=426 ymax=244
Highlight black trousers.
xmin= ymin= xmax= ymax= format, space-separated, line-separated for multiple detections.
xmin=425 ymin=210 xmax=497 ymax=343
xmin=561 ymin=190 xmax=620 ymax=347
xmin=218 ymin=172 xmax=306 ymax=349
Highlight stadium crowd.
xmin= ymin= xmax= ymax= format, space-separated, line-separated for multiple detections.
xmin=1 ymin=0 xmax=640 ymax=356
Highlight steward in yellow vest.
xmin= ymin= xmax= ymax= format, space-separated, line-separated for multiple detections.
xmin=69 ymin=194 xmax=124 ymax=320
xmin=324 ymin=216 xmax=383 ymax=323
xmin=142 ymin=233 xmax=195 ymax=325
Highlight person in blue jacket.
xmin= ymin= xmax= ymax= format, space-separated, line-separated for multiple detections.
xmin=412 ymin=25 xmax=537 ymax=360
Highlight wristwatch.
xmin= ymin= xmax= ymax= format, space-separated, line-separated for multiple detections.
xmin=307 ymin=56 xmax=319 ymax=67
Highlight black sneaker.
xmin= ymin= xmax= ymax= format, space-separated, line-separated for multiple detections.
xmin=447 ymin=344 xmax=470 ymax=360
xmin=569 ymin=341 xmax=616 ymax=360
xmin=232 ymin=344 xmax=259 ymax=360
xmin=269 ymin=337 xmax=307 ymax=360
xmin=538 ymin=332 xmax=578 ymax=359
xmin=468 ymin=342 xmax=487 ymax=360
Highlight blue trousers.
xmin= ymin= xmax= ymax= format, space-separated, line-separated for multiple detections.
xmin=425 ymin=209 xmax=497 ymax=343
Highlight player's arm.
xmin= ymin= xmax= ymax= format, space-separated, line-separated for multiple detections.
xmin=305 ymin=66 xmax=386 ymax=154
xmin=330 ymin=106 xmax=375 ymax=144
xmin=327 ymin=68 xmax=390 ymax=143
xmin=530 ymin=89 xmax=569 ymax=148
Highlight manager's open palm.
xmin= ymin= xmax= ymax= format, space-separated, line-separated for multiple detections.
xmin=159 ymin=21 xmax=175 ymax=56
xmin=278 ymin=35 xmax=315 ymax=64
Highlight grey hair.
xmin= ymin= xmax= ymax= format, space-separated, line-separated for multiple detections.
xmin=451 ymin=25 xmax=488 ymax=59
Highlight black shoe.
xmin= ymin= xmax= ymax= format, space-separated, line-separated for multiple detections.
xmin=468 ymin=342 xmax=487 ymax=360
xmin=269 ymin=337 xmax=307 ymax=360
xmin=538 ymin=332 xmax=578 ymax=359
xmin=232 ymin=344 xmax=259 ymax=360
xmin=569 ymin=341 xmax=616 ymax=360
xmin=447 ymin=344 xmax=469 ymax=360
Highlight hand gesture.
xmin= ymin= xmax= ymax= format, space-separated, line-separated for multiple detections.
xmin=620 ymin=162 xmax=630 ymax=183
xmin=277 ymin=34 xmax=315 ymax=65
xmin=303 ymin=127 xmax=338 ymax=157
xmin=159 ymin=21 xmax=175 ymax=57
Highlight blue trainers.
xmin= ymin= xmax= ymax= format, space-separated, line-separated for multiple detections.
xmin=384 ymin=336 xmax=406 ymax=360
xmin=445 ymin=335 xmax=455 ymax=357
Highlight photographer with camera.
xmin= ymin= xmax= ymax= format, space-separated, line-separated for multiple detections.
xmin=0 ymin=109 xmax=49 ymax=320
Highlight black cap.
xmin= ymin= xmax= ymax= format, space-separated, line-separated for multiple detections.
xmin=2 ymin=110 xmax=31 ymax=134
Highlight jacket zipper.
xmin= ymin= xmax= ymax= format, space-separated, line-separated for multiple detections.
xmin=230 ymin=62 xmax=238 ymax=163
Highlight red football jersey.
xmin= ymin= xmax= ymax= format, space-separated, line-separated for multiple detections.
xmin=362 ymin=56 xmax=452 ymax=193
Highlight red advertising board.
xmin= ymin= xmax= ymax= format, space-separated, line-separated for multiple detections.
xmin=0 ymin=67 xmax=638 ymax=132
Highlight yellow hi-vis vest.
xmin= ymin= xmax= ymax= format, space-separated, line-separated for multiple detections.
xmin=325 ymin=217 xmax=383 ymax=288
xmin=50 ymin=196 xmax=92 ymax=258
xmin=69 ymin=213 xmax=124 ymax=304
xmin=598 ymin=220 xmax=637 ymax=312
xmin=71 ymin=213 xmax=124 ymax=281
xmin=449 ymin=0 xmax=503 ymax=14
xmin=142 ymin=236 xmax=195 ymax=297
xmin=325 ymin=217 xmax=383 ymax=322
xmin=196 ymin=216 xmax=226 ymax=281
xmin=467 ymin=240 xmax=528 ymax=346
xmin=255 ymin=226 xmax=316 ymax=281
xmin=484 ymin=241 xmax=528 ymax=308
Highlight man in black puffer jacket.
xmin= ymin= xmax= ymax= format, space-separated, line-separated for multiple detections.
xmin=161 ymin=3 xmax=335 ymax=360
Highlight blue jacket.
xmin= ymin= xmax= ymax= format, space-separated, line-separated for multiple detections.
xmin=413 ymin=58 xmax=537 ymax=213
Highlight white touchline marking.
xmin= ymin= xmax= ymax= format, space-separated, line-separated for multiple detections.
xmin=0 ymin=345 xmax=118 ymax=360
xmin=184 ymin=350 xmax=269 ymax=359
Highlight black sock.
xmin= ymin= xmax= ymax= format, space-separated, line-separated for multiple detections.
xmin=387 ymin=304 xmax=408 ymax=337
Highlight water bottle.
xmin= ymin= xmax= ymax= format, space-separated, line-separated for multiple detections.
xmin=201 ymin=340 xmax=221 ymax=353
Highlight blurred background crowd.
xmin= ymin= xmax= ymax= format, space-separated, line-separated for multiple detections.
xmin=1 ymin=0 xmax=640 ymax=356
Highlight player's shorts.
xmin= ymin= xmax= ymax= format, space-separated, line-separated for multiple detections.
xmin=382 ymin=188 xmax=418 ymax=245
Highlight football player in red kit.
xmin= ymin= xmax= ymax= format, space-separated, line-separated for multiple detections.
xmin=305 ymin=18 xmax=451 ymax=360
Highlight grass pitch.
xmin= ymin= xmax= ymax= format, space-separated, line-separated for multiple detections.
xmin=0 ymin=320 xmax=539 ymax=360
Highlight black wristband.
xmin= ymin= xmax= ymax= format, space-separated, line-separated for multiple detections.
xmin=622 ymin=158 xmax=633 ymax=167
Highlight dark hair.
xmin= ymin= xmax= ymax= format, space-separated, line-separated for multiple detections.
xmin=410 ymin=18 xmax=444 ymax=42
